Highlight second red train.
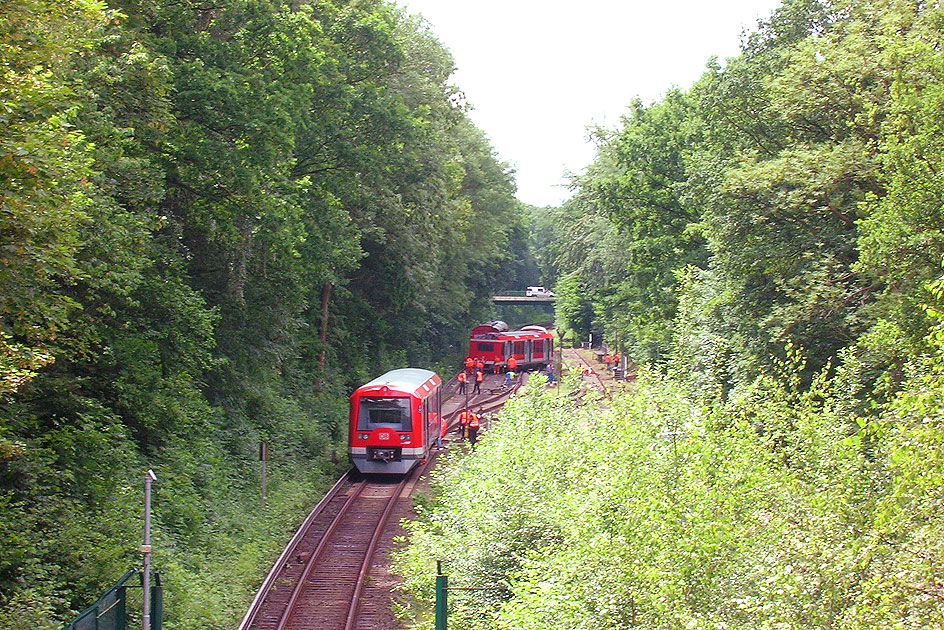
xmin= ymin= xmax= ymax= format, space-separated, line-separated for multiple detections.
xmin=468 ymin=321 xmax=554 ymax=372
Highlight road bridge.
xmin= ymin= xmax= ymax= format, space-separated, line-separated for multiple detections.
xmin=492 ymin=295 xmax=555 ymax=303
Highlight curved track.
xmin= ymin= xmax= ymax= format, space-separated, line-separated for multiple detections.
xmin=237 ymin=469 xmax=417 ymax=630
xmin=566 ymin=349 xmax=613 ymax=399
xmin=238 ymin=370 xmax=525 ymax=630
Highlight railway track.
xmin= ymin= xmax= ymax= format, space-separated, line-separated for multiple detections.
xmin=564 ymin=349 xmax=612 ymax=399
xmin=238 ymin=467 xmax=420 ymax=630
xmin=238 ymin=370 xmax=523 ymax=630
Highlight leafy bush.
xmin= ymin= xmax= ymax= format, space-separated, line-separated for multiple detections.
xmin=399 ymin=363 xmax=944 ymax=629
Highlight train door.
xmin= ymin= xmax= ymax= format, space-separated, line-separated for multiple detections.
xmin=525 ymin=340 xmax=532 ymax=363
xmin=420 ymin=395 xmax=428 ymax=452
xmin=434 ymin=387 xmax=441 ymax=437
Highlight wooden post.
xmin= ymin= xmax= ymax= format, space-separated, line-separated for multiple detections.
xmin=259 ymin=442 xmax=268 ymax=508
xmin=315 ymin=281 xmax=332 ymax=389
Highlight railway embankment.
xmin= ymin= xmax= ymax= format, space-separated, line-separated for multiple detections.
xmin=396 ymin=364 xmax=944 ymax=629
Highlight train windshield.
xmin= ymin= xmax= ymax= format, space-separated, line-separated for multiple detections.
xmin=357 ymin=396 xmax=412 ymax=431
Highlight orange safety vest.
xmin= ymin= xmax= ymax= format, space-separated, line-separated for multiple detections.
xmin=465 ymin=356 xmax=473 ymax=368
xmin=507 ymin=357 xmax=517 ymax=370
xmin=440 ymin=417 xmax=448 ymax=437
xmin=475 ymin=370 xmax=484 ymax=382
xmin=469 ymin=414 xmax=480 ymax=429
xmin=475 ymin=358 xmax=484 ymax=369
xmin=459 ymin=410 xmax=470 ymax=425
xmin=457 ymin=371 xmax=467 ymax=383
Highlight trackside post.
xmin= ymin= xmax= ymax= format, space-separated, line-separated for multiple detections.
xmin=435 ymin=560 xmax=448 ymax=630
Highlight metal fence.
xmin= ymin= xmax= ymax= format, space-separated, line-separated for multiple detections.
xmin=64 ymin=570 xmax=162 ymax=630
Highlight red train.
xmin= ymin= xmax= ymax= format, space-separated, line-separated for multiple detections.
xmin=348 ymin=368 xmax=442 ymax=474
xmin=468 ymin=321 xmax=554 ymax=371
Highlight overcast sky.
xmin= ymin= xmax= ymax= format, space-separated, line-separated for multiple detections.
xmin=398 ymin=0 xmax=785 ymax=207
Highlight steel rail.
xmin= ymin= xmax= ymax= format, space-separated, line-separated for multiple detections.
xmin=240 ymin=363 xmax=528 ymax=630
xmin=237 ymin=470 xmax=355 ymax=630
xmin=274 ymin=479 xmax=368 ymax=630
xmin=343 ymin=471 xmax=416 ymax=630
xmin=568 ymin=349 xmax=613 ymax=400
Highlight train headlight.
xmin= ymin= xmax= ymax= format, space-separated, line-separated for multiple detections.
xmin=400 ymin=434 xmax=411 ymax=442
xmin=357 ymin=433 xmax=370 ymax=440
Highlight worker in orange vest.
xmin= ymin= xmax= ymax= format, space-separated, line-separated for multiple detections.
xmin=464 ymin=356 xmax=474 ymax=374
xmin=612 ymin=353 xmax=620 ymax=370
xmin=475 ymin=357 xmax=485 ymax=372
xmin=603 ymin=354 xmax=612 ymax=369
xmin=458 ymin=409 xmax=470 ymax=439
xmin=468 ymin=410 xmax=481 ymax=446
xmin=507 ymin=355 xmax=517 ymax=372
xmin=472 ymin=369 xmax=484 ymax=394
xmin=457 ymin=370 xmax=468 ymax=394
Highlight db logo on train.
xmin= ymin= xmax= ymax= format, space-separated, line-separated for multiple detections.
xmin=379 ymin=432 xmax=390 ymax=440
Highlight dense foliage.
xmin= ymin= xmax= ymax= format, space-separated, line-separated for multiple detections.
xmin=546 ymin=0 xmax=943 ymax=390
xmin=0 ymin=0 xmax=528 ymax=627
xmin=401 ymin=364 xmax=943 ymax=629
xmin=400 ymin=0 xmax=944 ymax=627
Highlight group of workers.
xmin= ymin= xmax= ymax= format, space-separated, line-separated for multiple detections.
xmin=437 ymin=408 xmax=485 ymax=448
xmin=463 ymin=355 xmax=518 ymax=374
xmin=459 ymin=354 xmax=521 ymax=395
xmin=440 ymin=354 xmax=561 ymax=450
xmin=456 ymin=368 xmax=484 ymax=395
xmin=602 ymin=352 xmax=621 ymax=371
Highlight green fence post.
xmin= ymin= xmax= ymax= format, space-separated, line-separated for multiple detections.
xmin=150 ymin=573 xmax=162 ymax=630
xmin=116 ymin=584 xmax=127 ymax=630
xmin=435 ymin=561 xmax=448 ymax=630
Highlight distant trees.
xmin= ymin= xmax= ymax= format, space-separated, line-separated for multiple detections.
xmin=547 ymin=0 xmax=944 ymax=396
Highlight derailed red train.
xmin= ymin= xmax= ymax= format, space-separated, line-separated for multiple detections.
xmin=468 ymin=321 xmax=554 ymax=372
xmin=348 ymin=368 xmax=441 ymax=474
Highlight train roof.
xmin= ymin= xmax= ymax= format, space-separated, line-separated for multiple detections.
xmin=472 ymin=321 xmax=552 ymax=340
xmin=354 ymin=368 xmax=440 ymax=397
xmin=470 ymin=320 xmax=508 ymax=337
xmin=472 ymin=327 xmax=553 ymax=340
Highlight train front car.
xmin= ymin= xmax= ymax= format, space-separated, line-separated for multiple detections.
xmin=348 ymin=368 xmax=442 ymax=474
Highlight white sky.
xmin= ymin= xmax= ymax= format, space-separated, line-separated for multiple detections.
xmin=398 ymin=0 xmax=785 ymax=207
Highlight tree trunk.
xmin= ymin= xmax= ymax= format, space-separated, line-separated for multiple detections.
xmin=314 ymin=281 xmax=331 ymax=389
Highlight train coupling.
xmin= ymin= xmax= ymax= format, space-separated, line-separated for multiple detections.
xmin=369 ymin=447 xmax=398 ymax=462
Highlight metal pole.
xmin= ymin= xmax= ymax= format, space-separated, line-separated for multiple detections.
xmin=142 ymin=469 xmax=156 ymax=630
xmin=435 ymin=560 xmax=448 ymax=630
xmin=557 ymin=331 xmax=562 ymax=395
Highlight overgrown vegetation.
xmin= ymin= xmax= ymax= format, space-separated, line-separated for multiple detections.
xmin=400 ymin=0 xmax=944 ymax=627
xmin=400 ymin=356 xmax=944 ymax=628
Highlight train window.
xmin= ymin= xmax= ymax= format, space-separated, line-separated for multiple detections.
xmin=357 ymin=397 xmax=412 ymax=431
xmin=514 ymin=341 xmax=524 ymax=355
xmin=475 ymin=342 xmax=494 ymax=353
